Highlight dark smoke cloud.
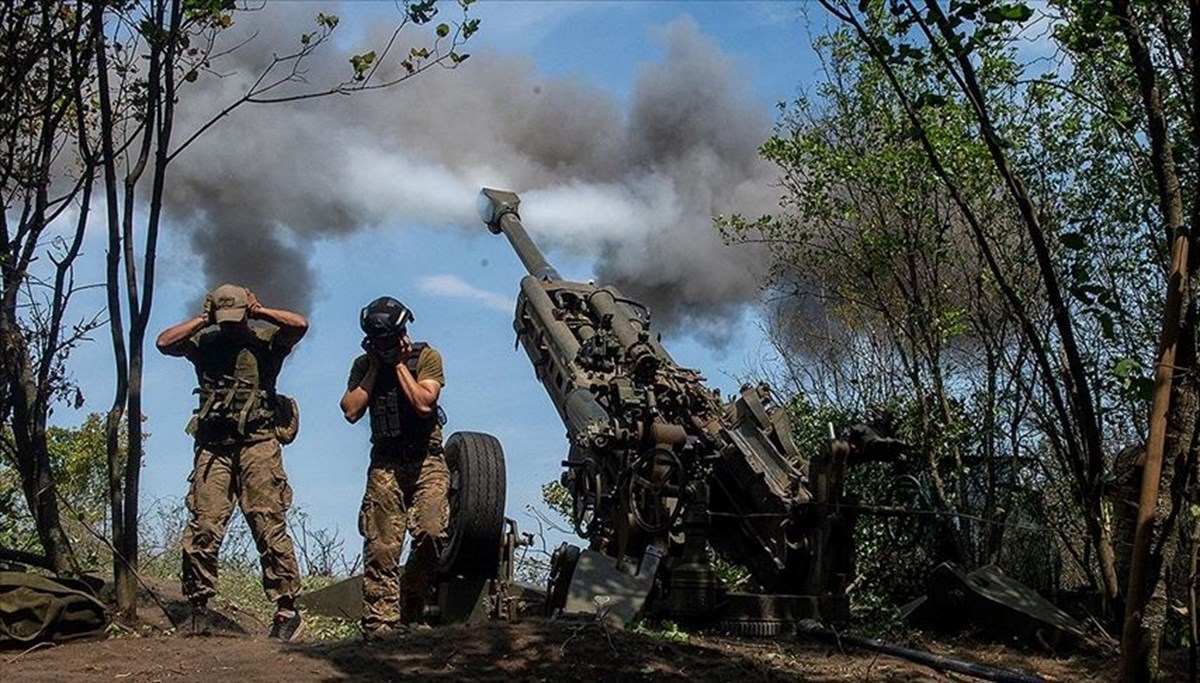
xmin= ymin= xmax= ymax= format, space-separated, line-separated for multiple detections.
xmin=166 ymin=5 xmax=780 ymax=340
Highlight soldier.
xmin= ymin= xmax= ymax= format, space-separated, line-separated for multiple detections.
xmin=340 ymin=296 xmax=447 ymax=639
xmin=156 ymin=284 xmax=307 ymax=640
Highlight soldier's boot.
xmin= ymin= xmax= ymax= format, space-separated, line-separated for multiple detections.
xmin=268 ymin=597 xmax=305 ymax=641
xmin=189 ymin=598 xmax=212 ymax=636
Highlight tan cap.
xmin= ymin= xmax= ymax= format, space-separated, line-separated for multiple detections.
xmin=209 ymin=284 xmax=249 ymax=323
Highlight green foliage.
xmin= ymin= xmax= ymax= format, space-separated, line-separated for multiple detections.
xmin=349 ymin=51 xmax=377 ymax=81
xmin=0 ymin=414 xmax=130 ymax=569
xmin=407 ymin=0 xmax=439 ymax=25
xmin=0 ymin=465 xmax=30 ymax=552
xmin=182 ymin=0 xmax=235 ymax=28
xmin=708 ymin=554 xmax=751 ymax=590
xmin=541 ymin=480 xmax=572 ymax=522
xmin=462 ymin=18 xmax=481 ymax=40
xmin=733 ymin=4 xmax=1183 ymax=626
xmin=981 ymin=3 xmax=1034 ymax=24
xmin=631 ymin=619 xmax=690 ymax=643
xmin=138 ymin=499 xmax=360 ymax=641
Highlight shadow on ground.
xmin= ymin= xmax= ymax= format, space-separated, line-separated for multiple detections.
xmin=288 ymin=618 xmax=976 ymax=682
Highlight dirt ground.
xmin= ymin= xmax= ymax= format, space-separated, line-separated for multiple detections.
xmin=4 ymin=616 xmax=1183 ymax=683
xmin=1 ymin=576 xmax=1184 ymax=682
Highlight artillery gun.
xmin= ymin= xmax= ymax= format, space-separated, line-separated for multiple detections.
xmin=478 ymin=188 xmax=902 ymax=631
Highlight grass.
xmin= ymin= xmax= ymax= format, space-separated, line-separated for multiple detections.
xmin=138 ymin=511 xmax=361 ymax=642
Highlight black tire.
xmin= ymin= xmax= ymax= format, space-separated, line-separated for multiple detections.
xmin=439 ymin=431 xmax=507 ymax=578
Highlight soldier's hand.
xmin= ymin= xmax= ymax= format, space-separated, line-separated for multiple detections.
xmin=396 ymin=335 xmax=414 ymax=366
xmin=245 ymin=288 xmax=263 ymax=318
xmin=363 ymin=353 xmax=381 ymax=380
xmin=202 ymin=295 xmax=215 ymax=324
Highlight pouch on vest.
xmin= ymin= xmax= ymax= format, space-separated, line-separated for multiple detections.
xmin=274 ymin=393 xmax=300 ymax=445
xmin=0 ymin=571 xmax=107 ymax=645
xmin=193 ymin=376 xmax=273 ymax=443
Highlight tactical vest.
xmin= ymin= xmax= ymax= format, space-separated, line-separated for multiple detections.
xmin=368 ymin=342 xmax=439 ymax=442
xmin=191 ymin=329 xmax=279 ymax=445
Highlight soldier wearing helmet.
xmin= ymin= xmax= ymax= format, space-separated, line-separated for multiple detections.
xmin=155 ymin=284 xmax=307 ymax=640
xmin=340 ymin=296 xmax=447 ymax=639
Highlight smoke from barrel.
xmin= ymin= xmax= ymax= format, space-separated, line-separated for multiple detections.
xmin=163 ymin=5 xmax=785 ymax=342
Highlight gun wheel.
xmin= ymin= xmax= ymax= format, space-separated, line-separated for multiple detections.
xmin=626 ymin=447 xmax=684 ymax=534
xmin=439 ymin=431 xmax=507 ymax=579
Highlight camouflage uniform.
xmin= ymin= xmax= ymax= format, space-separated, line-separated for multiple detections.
xmin=348 ymin=345 xmax=447 ymax=631
xmin=179 ymin=324 xmax=301 ymax=605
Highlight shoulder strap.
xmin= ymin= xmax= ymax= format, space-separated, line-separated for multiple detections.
xmin=406 ymin=342 xmax=429 ymax=376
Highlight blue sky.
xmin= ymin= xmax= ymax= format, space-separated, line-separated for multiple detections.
xmin=56 ymin=1 xmax=824 ymax=567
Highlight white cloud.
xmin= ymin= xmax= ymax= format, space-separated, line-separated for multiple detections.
xmin=417 ymin=274 xmax=513 ymax=313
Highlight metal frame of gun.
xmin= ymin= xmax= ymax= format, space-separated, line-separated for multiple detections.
xmin=479 ymin=187 xmax=901 ymax=628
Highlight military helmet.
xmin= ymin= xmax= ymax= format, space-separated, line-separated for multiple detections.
xmin=360 ymin=296 xmax=413 ymax=338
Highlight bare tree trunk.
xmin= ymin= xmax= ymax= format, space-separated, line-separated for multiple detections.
xmin=1189 ymin=507 xmax=1200 ymax=683
xmin=1141 ymin=349 xmax=1199 ymax=677
xmin=1 ymin=319 xmax=74 ymax=572
xmin=1112 ymin=0 xmax=1195 ymax=678
xmin=91 ymin=0 xmax=136 ymax=614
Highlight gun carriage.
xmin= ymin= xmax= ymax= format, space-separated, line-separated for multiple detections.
xmin=478 ymin=188 xmax=899 ymax=630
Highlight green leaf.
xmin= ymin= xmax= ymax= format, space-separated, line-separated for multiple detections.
xmin=916 ymin=92 xmax=947 ymax=108
xmin=897 ymin=43 xmax=925 ymax=62
xmin=463 ymin=18 xmax=480 ymax=39
xmin=1059 ymin=232 xmax=1086 ymax=249
xmin=349 ymin=50 xmax=377 ymax=80
xmin=408 ymin=0 xmax=438 ymax=24
xmin=1130 ymin=377 xmax=1155 ymax=402
xmin=1113 ymin=358 xmax=1139 ymax=378
xmin=982 ymin=3 xmax=1034 ymax=24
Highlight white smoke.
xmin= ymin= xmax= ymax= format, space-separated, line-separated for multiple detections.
xmin=417 ymin=274 xmax=513 ymax=313
xmin=165 ymin=4 xmax=781 ymax=339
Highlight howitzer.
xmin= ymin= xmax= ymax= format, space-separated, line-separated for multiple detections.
xmin=479 ymin=188 xmax=901 ymax=629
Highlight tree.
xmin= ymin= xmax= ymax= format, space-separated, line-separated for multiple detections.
xmin=731 ymin=1 xmax=1150 ymax=616
xmin=0 ymin=0 xmax=107 ymax=573
xmin=0 ymin=414 xmax=128 ymax=567
xmin=726 ymin=29 xmax=1050 ymax=575
xmin=87 ymin=0 xmax=479 ymax=615
xmin=791 ymin=1 xmax=1200 ymax=678
xmin=2 ymin=0 xmax=479 ymax=610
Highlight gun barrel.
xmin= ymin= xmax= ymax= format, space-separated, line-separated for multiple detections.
xmin=478 ymin=187 xmax=560 ymax=281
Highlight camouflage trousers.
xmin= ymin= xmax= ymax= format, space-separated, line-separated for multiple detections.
xmin=181 ymin=438 xmax=301 ymax=604
xmin=359 ymin=451 xmax=450 ymax=631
